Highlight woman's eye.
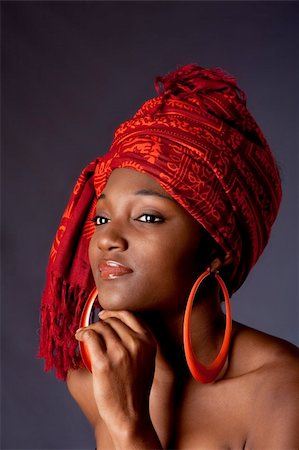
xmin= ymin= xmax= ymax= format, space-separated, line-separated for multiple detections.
xmin=136 ymin=214 xmax=164 ymax=223
xmin=91 ymin=216 xmax=110 ymax=226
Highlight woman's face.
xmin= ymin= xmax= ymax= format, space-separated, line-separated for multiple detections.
xmin=89 ymin=168 xmax=212 ymax=313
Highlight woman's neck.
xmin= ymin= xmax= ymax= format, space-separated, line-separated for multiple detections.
xmin=137 ymin=286 xmax=226 ymax=379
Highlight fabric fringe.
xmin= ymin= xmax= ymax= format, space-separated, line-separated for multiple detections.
xmin=38 ymin=273 xmax=91 ymax=380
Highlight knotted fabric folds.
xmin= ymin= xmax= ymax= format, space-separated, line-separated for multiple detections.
xmin=38 ymin=64 xmax=282 ymax=380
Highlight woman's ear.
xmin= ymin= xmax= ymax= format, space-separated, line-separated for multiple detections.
xmin=210 ymin=252 xmax=233 ymax=273
xmin=223 ymin=252 xmax=233 ymax=267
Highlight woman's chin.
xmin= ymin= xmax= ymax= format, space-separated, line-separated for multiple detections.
xmin=95 ymin=277 xmax=149 ymax=311
xmin=97 ymin=291 xmax=138 ymax=311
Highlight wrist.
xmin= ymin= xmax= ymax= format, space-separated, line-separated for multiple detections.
xmin=109 ymin=414 xmax=162 ymax=450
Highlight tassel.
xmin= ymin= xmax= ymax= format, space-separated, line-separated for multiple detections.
xmin=38 ymin=274 xmax=91 ymax=380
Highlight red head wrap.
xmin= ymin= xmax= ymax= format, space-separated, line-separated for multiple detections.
xmin=38 ymin=64 xmax=282 ymax=379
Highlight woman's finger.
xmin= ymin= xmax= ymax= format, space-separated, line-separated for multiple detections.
xmin=101 ymin=317 xmax=146 ymax=351
xmin=99 ymin=309 xmax=151 ymax=335
xmin=75 ymin=327 xmax=106 ymax=353
xmin=76 ymin=320 xmax=123 ymax=348
xmin=77 ymin=317 xmax=152 ymax=356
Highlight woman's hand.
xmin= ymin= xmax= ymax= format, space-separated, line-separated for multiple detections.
xmin=75 ymin=310 xmax=162 ymax=449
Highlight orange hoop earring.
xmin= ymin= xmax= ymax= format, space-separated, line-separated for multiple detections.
xmin=79 ymin=287 xmax=98 ymax=373
xmin=183 ymin=268 xmax=232 ymax=384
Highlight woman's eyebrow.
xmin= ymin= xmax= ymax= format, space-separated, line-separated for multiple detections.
xmin=97 ymin=190 xmax=174 ymax=201
xmin=134 ymin=189 xmax=174 ymax=201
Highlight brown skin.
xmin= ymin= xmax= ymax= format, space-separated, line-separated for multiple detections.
xmin=69 ymin=168 xmax=299 ymax=449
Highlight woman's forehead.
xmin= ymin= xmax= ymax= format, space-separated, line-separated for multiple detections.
xmin=102 ymin=168 xmax=172 ymax=199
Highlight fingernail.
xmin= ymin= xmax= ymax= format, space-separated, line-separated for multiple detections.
xmin=98 ymin=310 xmax=105 ymax=318
xmin=75 ymin=327 xmax=83 ymax=334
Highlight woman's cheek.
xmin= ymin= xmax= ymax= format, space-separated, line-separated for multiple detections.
xmin=88 ymin=235 xmax=98 ymax=272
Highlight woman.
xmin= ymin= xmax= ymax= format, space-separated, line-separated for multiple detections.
xmin=39 ymin=64 xmax=299 ymax=449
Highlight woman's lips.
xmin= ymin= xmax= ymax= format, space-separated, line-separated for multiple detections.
xmin=98 ymin=260 xmax=133 ymax=280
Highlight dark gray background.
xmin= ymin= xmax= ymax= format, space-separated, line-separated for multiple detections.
xmin=2 ymin=1 xmax=298 ymax=449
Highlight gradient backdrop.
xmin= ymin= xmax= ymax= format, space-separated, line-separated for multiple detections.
xmin=2 ymin=2 xmax=298 ymax=449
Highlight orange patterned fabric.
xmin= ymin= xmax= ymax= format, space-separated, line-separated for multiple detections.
xmin=38 ymin=64 xmax=282 ymax=380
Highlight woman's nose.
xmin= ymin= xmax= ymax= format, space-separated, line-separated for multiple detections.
xmin=94 ymin=226 xmax=128 ymax=253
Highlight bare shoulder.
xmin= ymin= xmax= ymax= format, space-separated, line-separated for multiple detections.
xmin=67 ymin=368 xmax=115 ymax=448
xmin=230 ymin=322 xmax=299 ymax=374
xmin=230 ymin=323 xmax=299 ymax=447
xmin=67 ymin=368 xmax=99 ymax=427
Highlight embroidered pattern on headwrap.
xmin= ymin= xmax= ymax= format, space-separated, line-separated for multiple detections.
xmin=38 ymin=64 xmax=282 ymax=380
